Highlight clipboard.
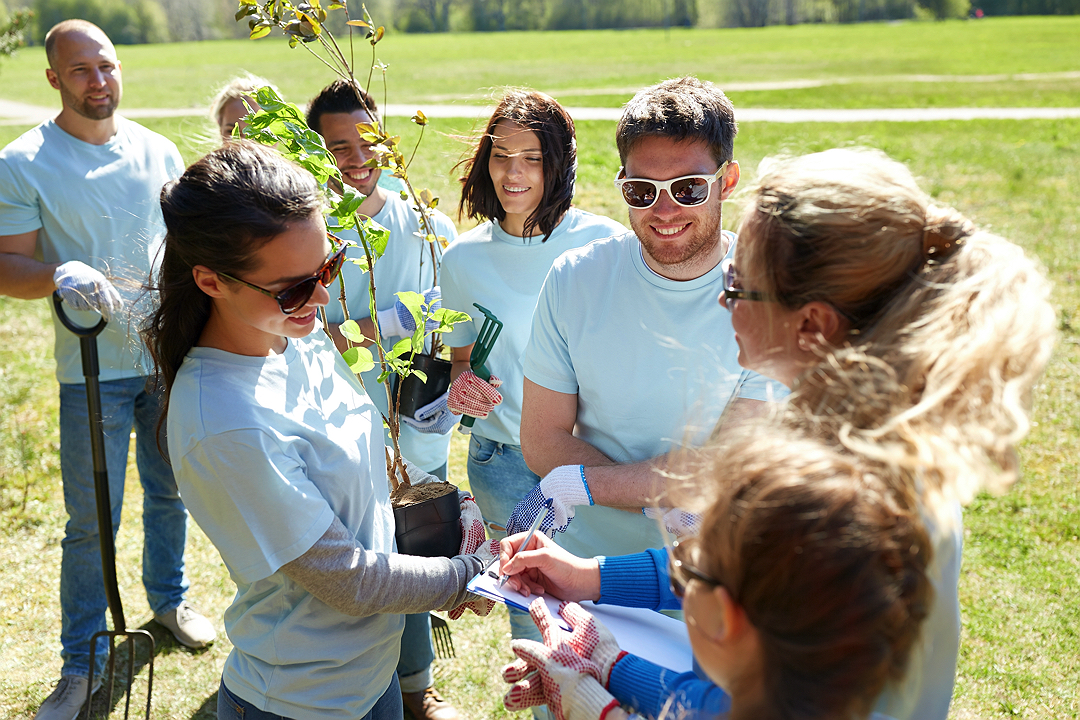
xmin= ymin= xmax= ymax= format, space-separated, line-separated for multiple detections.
xmin=467 ymin=558 xmax=695 ymax=673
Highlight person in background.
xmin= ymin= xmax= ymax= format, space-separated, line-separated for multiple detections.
xmin=209 ymin=73 xmax=278 ymax=141
xmin=0 ymin=19 xmax=214 ymax=720
xmin=441 ymin=89 xmax=626 ymax=540
xmin=143 ymin=140 xmax=497 ymax=720
xmin=308 ymin=79 xmax=463 ymax=720
xmin=498 ymin=148 xmax=1056 ymax=720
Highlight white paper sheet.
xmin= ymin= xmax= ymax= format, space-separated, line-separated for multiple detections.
xmin=467 ymin=559 xmax=694 ymax=673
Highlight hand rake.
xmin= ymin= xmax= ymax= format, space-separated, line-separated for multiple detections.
xmin=429 ymin=613 xmax=455 ymax=658
xmin=53 ymin=293 xmax=155 ymax=720
xmin=458 ymin=304 xmax=503 ymax=434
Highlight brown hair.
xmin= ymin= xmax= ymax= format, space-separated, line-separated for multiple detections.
xmin=673 ymin=427 xmax=932 ymax=720
xmin=457 ymin=89 xmax=576 ymax=241
xmin=142 ymin=141 xmax=324 ymax=447
xmin=735 ymin=148 xmax=1055 ymax=505
xmin=616 ymin=76 xmax=737 ymax=168
xmin=305 ymin=79 xmax=380 ymax=136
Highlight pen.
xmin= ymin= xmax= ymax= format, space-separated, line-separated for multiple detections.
xmin=497 ymin=498 xmax=553 ymax=588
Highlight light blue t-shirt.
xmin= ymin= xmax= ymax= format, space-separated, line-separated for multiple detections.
xmin=324 ymin=194 xmax=458 ymax=472
xmin=524 ymin=231 xmax=783 ymax=559
xmin=0 ymin=117 xmax=183 ymax=384
xmin=440 ymin=208 xmax=627 ymax=446
xmin=168 ymin=320 xmax=400 ymax=720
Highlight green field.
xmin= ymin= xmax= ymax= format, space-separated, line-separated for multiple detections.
xmin=1 ymin=17 xmax=1080 ymax=112
xmin=1 ymin=16 xmax=1079 ymax=720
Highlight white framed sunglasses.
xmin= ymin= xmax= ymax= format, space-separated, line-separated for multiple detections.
xmin=614 ymin=162 xmax=729 ymax=209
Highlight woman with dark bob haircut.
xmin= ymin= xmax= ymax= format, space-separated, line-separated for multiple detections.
xmin=439 ymin=90 xmax=625 ymax=689
xmin=142 ymin=140 xmax=499 ymax=720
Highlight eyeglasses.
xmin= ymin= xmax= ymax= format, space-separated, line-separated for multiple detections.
xmin=668 ymin=538 xmax=722 ymax=599
xmin=720 ymin=257 xmax=771 ymax=310
xmin=614 ymin=162 xmax=728 ymax=209
xmin=217 ymin=232 xmax=347 ymax=315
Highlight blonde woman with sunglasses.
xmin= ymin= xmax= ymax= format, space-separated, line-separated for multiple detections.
xmin=142 ymin=141 xmax=500 ymax=720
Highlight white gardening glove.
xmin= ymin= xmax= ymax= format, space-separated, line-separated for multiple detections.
xmin=642 ymin=507 xmax=702 ymax=538
xmin=401 ymin=392 xmax=456 ymax=435
xmin=53 ymin=261 xmax=124 ymax=318
xmin=448 ymin=497 xmax=498 ymax=620
xmin=503 ymin=638 xmax=620 ymax=720
xmin=375 ymin=286 xmax=441 ymax=339
xmin=505 ymin=465 xmax=592 ymax=538
xmin=447 ymin=370 xmax=503 ymax=419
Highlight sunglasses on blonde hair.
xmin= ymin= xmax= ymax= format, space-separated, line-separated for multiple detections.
xmin=217 ymin=232 xmax=347 ymax=315
xmin=614 ymin=162 xmax=728 ymax=209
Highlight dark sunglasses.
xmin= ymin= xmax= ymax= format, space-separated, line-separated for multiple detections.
xmin=614 ymin=162 xmax=728 ymax=210
xmin=720 ymin=258 xmax=771 ymax=310
xmin=217 ymin=232 xmax=347 ymax=315
xmin=668 ymin=538 xmax=722 ymax=599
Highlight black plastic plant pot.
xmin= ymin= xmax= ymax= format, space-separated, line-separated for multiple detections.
xmin=393 ymin=486 xmax=462 ymax=558
xmin=393 ymin=353 xmax=453 ymax=420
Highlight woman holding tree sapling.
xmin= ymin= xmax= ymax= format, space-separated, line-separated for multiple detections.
xmin=142 ymin=141 xmax=497 ymax=720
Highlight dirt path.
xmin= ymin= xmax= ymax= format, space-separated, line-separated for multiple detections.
xmin=4 ymin=98 xmax=1080 ymax=126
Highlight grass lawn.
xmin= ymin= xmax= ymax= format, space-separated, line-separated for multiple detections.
xmin=1 ymin=113 xmax=1078 ymax=718
xmin=1 ymin=17 xmax=1079 ymax=112
xmin=1 ymin=14 xmax=1078 ymax=718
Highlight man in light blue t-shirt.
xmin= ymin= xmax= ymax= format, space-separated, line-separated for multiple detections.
xmin=0 ymin=20 xmax=214 ymax=720
xmin=508 ymin=77 xmax=783 ymax=560
xmin=306 ymin=80 xmax=463 ymax=720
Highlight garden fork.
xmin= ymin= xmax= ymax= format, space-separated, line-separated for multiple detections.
xmin=458 ymin=304 xmax=503 ymax=433
xmin=429 ymin=613 xmax=455 ymax=658
xmin=53 ymin=293 xmax=155 ymax=720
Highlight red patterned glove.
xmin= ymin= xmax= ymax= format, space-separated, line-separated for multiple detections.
xmin=447 ymin=370 xmax=503 ymax=419
xmin=531 ymin=599 xmax=628 ymax=687
xmin=448 ymin=497 xmax=498 ymax=620
xmin=502 ymin=639 xmax=620 ymax=720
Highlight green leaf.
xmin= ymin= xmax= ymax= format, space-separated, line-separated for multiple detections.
xmin=387 ymin=336 xmax=414 ymax=361
xmin=249 ymin=23 xmax=272 ymax=39
xmin=343 ymin=346 xmax=375 ymax=374
xmin=339 ymin=319 xmax=367 ymax=343
xmin=410 ymin=369 xmax=428 ymax=384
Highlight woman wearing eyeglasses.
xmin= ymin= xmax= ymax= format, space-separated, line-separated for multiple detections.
xmin=440 ymin=90 xmax=626 ymax=539
xmin=142 ymin=141 xmax=499 ymax=720
xmin=501 ymin=424 xmax=933 ymax=720
xmin=496 ymin=148 xmax=1054 ymax=720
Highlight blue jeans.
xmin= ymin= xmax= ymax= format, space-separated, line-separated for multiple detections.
xmin=465 ymin=436 xmax=550 ymax=719
xmin=217 ymin=674 xmax=402 ymax=720
xmin=397 ymin=462 xmax=446 ymax=693
xmin=466 ymin=435 xmax=541 ymax=540
xmin=58 ymin=377 xmax=189 ymax=679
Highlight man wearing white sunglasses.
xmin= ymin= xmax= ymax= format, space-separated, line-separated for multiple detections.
xmin=508 ymin=76 xmax=782 ymax=559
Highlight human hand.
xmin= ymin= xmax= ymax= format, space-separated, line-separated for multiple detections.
xmin=642 ymin=506 xmax=701 ymax=537
xmin=447 ymin=370 xmax=503 ymax=419
xmin=401 ymin=392 xmax=456 ymax=434
xmin=53 ymin=261 xmax=124 ymax=318
xmin=502 ymin=638 xmax=619 ymax=720
xmin=546 ymin=601 xmax=627 ymax=688
xmin=498 ymin=530 xmax=601 ymax=602
xmin=505 ymin=465 xmax=592 ymax=537
xmin=448 ymin=498 xmax=497 ymax=620
xmin=376 ymin=286 xmax=441 ymax=339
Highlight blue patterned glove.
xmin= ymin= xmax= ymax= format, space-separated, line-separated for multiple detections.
xmin=401 ymin=392 xmax=456 ymax=435
xmin=505 ymin=465 xmax=593 ymax=538
xmin=642 ymin=507 xmax=701 ymax=538
xmin=377 ymin=287 xmax=441 ymax=339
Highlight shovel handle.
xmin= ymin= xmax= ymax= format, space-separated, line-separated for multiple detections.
xmin=52 ymin=292 xmax=127 ymax=633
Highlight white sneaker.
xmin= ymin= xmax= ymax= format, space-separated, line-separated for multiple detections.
xmin=34 ymin=675 xmax=100 ymax=720
xmin=154 ymin=600 xmax=216 ymax=648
